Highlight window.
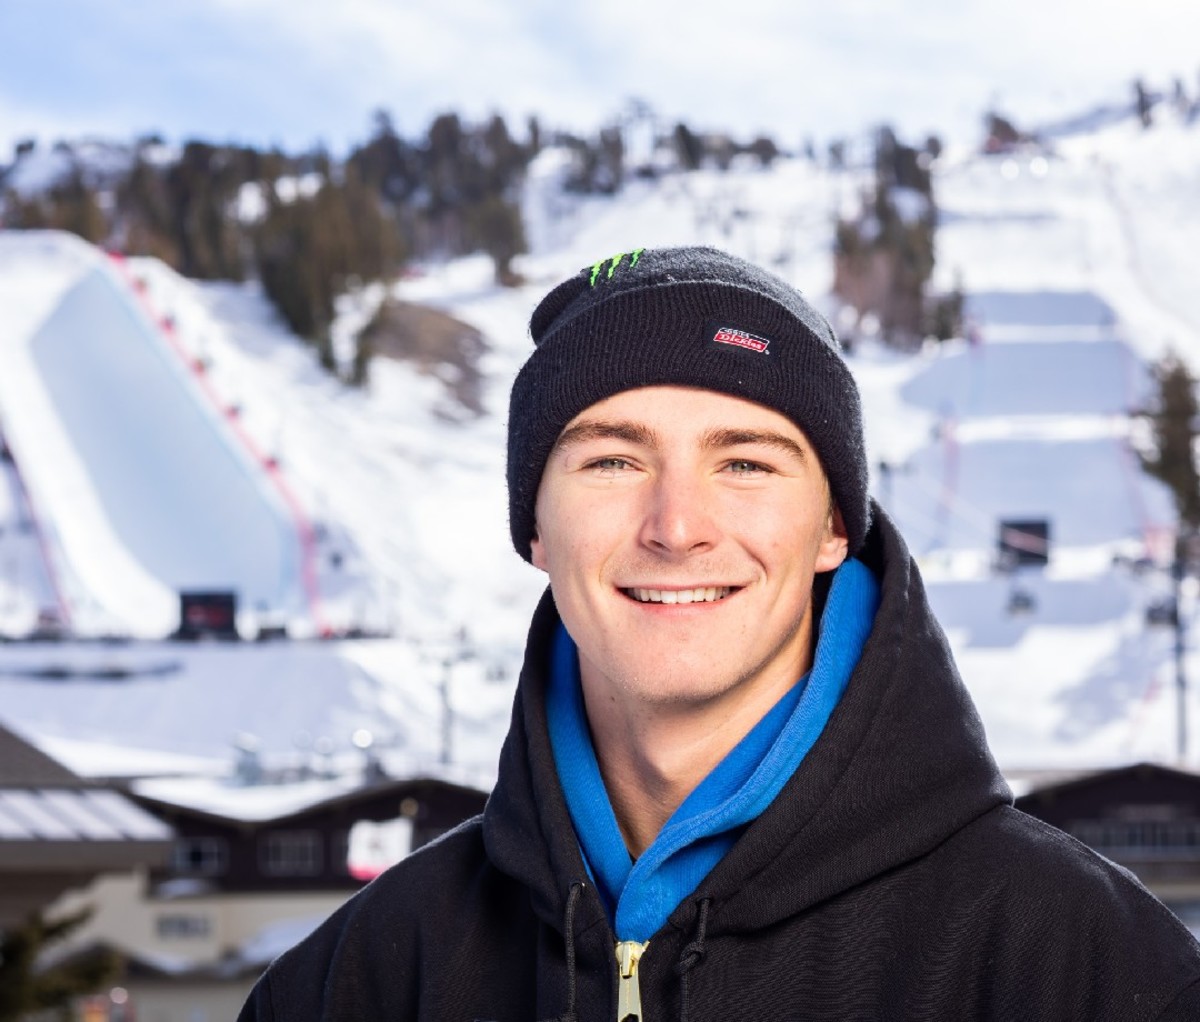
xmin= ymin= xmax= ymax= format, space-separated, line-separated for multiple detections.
xmin=156 ymin=914 xmax=212 ymax=939
xmin=1071 ymin=818 xmax=1200 ymax=860
xmin=260 ymin=830 xmax=323 ymax=876
xmin=330 ymin=829 xmax=350 ymax=876
xmin=170 ymin=837 xmax=229 ymax=876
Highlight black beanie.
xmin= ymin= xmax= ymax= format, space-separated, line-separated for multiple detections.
xmin=507 ymin=245 xmax=870 ymax=560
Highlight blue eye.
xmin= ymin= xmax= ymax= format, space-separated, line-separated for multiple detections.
xmin=589 ymin=457 xmax=633 ymax=471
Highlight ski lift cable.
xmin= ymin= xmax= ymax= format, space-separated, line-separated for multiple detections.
xmin=888 ymin=467 xmax=1061 ymax=556
xmin=896 ymin=467 xmax=998 ymax=536
xmin=893 ymin=453 xmax=1075 ymax=556
xmin=878 ymin=487 xmax=990 ymax=548
xmin=1114 ymin=431 xmax=1169 ymax=554
xmin=882 ymin=477 xmax=994 ymax=546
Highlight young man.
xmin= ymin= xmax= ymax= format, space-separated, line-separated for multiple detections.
xmin=240 ymin=247 xmax=1200 ymax=1020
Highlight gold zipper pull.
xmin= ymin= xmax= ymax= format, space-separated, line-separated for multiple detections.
xmin=615 ymin=940 xmax=648 ymax=1022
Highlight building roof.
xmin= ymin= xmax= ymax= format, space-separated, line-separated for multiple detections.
xmin=1015 ymin=761 xmax=1200 ymax=803
xmin=0 ymin=722 xmax=172 ymax=874
xmin=0 ymin=720 xmax=83 ymax=786
xmin=0 ymin=787 xmax=171 ymax=845
xmin=132 ymin=772 xmax=488 ymax=826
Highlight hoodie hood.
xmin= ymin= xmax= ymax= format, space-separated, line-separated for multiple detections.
xmin=482 ymin=502 xmax=1012 ymax=940
xmin=246 ymin=500 xmax=1200 ymax=1022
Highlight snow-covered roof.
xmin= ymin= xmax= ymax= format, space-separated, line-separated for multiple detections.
xmin=0 ymin=723 xmax=171 ymax=873
xmin=0 ymin=788 xmax=170 ymax=842
xmin=132 ymin=767 xmax=489 ymax=825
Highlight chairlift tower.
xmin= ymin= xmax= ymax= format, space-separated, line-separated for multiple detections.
xmin=1170 ymin=533 xmax=1191 ymax=764
xmin=438 ymin=627 xmax=476 ymax=767
xmin=1133 ymin=533 xmax=1191 ymax=765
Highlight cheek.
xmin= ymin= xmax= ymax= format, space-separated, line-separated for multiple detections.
xmin=530 ymin=485 xmax=570 ymax=571
xmin=734 ymin=499 xmax=806 ymax=547
xmin=743 ymin=506 xmax=831 ymax=567
xmin=533 ymin=496 xmax=619 ymax=579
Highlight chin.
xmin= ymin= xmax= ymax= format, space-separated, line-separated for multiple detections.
xmin=615 ymin=661 xmax=742 ymax=708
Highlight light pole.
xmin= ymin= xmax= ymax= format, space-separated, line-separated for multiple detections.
xmin=439 ymin=656 xmax=452 ymax=767
xmin=438 ymin=627 xmax=475 ymax=767
xmin=876 ymin=458 xmax=915 ymax=520
xmin=1141 ymin=533 xmax=1191 ymax=765
xmin=1172 ymin=534 xmax=1190 ymax=764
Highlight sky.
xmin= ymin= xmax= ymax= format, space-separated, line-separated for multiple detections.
xmin=2 ymin=0 xmax=1199 ymax=159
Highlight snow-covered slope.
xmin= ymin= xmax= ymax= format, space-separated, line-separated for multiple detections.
xmin=0 ymin=234 xmax=324 ymax=637
xmin=0 ymin=107 xmax=1198 ymax=811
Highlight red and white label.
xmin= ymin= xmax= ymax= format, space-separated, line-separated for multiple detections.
xmin=713 ymin=326 xmax=770 ymax=354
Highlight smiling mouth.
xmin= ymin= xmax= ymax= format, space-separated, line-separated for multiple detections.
xmin=621 ymin=586 xmax=738 ymax=605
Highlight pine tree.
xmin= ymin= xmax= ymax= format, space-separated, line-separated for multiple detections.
xmin=481 ymin=114 xmax=525 ymax=194
xmin=833 ymin=125 xmax=939 ymax=347
xmin=2 ymin=174 xmax=106 ymax=244
xmin=255 ymin=169 xmax=404 ymax=371
xmin=1135 ymin=78 xmax=1154 ymax=129
xmin=468 ymin=195 xmax=526 ymax=285
xmin=53 ymin=172 xmax=107 ymax=244
xmin=255 ymin=188 xmax=327 ymax=348
xmin=747 ymin=135 xmax=779 ymax=168
xmin=1141 ymin=352 xmax=1200 ymax=530
xmin=165 ymin=142 xmax=251 ymax=280
xmin=673 ymin=123 xmax=703 ymax=171
xmin=0 ymin=907 xmax=119 ymax=1021
xmin=350 ymin=111 xmax=419 ymax=202
xmin=116 ymin=156 xmax=181 ymax=265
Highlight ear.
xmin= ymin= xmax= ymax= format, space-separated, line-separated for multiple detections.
xmin=814 ymin=505 xmax=849 ymax=573
xmin=529 ymin=525 xmax=549 ymax=572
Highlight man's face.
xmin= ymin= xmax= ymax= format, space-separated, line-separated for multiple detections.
xmin=530 ymin=385 xmax=848 ymax=715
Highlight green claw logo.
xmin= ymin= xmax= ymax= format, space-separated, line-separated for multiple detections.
xmin=589 ymin=248 xmax=645 ymax=287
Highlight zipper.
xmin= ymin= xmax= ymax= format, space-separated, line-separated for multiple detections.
xmin=615 ymin=940 xmax=649 ymax=1022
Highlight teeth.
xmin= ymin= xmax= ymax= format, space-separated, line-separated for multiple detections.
xmin=628 ymin=587 xmax=733 ymax=604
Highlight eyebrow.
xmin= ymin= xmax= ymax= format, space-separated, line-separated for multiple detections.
xmin=552 ymin=420 xmax=808 ymax=462
xmin=553 ymin=419 xmax=660 ymax=453
xmin=700 ymin=428 xmax=810 ymax=462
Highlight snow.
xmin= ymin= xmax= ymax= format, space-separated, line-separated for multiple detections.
xmin=273 ymin=173 xmax=324 ymax=204
xmin=3 ymin=146 xmax=77 ymax=198
xmin=232 ymin=175 xmax=327 ymax=226
xmin=2 ymin=140 xmax=136 ymax=197
xmin=134 ymin=774 xmax=363 ymax=823
xmin=235 ymin=181 xmax=269 ymax=224
xmin=1 ymin=106 xmax=1200 ymax=816
xmin=0 ymin=234 xmax=318 ymax=637
xmin=890 ymin=186 xmax=932 ymax=224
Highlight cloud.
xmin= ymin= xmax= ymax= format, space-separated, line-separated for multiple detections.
xmin=3 ymin=0 xmax=1199 ymax=154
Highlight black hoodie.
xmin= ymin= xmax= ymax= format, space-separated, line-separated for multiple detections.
xmin=239 ymin=510 xmax=1200 ymax=1021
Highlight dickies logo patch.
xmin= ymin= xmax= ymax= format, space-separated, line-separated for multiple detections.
xmin=712 ymin=325 xmax=771 ymax=354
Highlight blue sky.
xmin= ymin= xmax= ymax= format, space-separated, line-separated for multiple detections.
xmin=3 ymin=0 xmax=1199 ymax=157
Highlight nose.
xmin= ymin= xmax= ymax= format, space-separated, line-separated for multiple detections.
xmin=638 ymin=465 xmax=720 ymax=557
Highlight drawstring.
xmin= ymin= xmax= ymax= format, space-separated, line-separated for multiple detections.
xmin=542 ymin=886 xmax=710 ymax=1022
xmin=673 ymin=898 xmax=712 ymax=1022
xmin=541 ymin=880 xmax=585 ymax=1022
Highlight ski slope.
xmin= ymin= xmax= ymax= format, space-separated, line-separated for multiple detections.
xmin=0 ymin=233 xmax=315 ymax=637
xmin=0 ymin=107 xmax=1199 ymax=807
xmin=0 ymin=421 xmax=61 ymax=632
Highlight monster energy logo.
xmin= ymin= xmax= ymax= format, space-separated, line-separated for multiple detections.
xmin=589 ymin=248 xmax=645 ymax=286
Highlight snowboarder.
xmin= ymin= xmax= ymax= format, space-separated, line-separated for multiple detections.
xmin=239 ymin=246 xmax=1200 ymax=1020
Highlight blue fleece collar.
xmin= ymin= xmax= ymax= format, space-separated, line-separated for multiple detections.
xmin=547 ymin=557 xmax=881 ymax=941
